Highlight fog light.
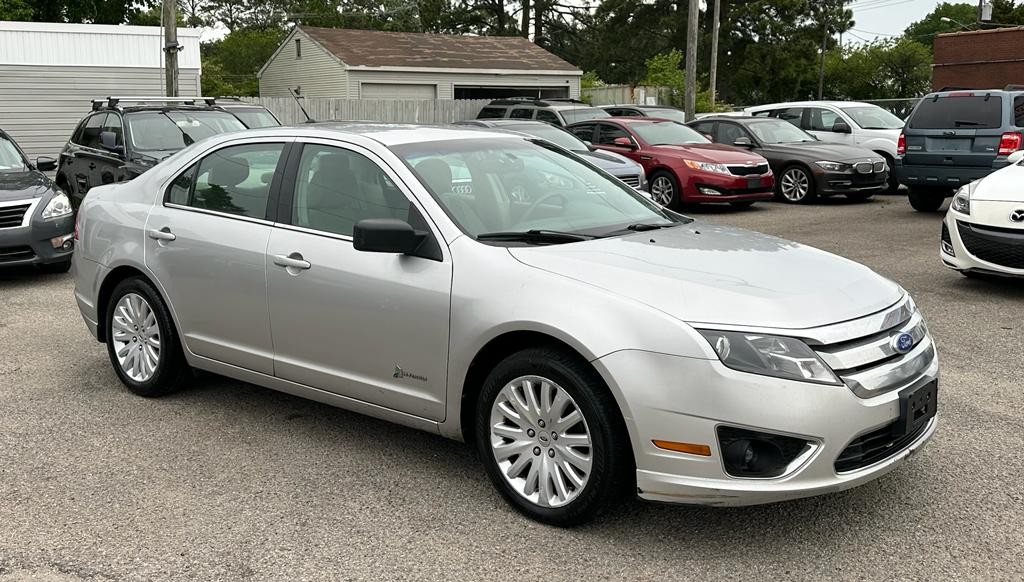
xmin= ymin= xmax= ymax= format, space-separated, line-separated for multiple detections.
xmin=50 ymin=233 xmax=74 ymax=250
xmin=940 ymin=223 xmax=955 ymax=257
xmin=717 ymin=426 xmax=811 ymax=478
xmin=698 ymin=186 xmax=721 ymax=196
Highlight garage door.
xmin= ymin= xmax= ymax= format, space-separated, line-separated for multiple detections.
xmin=360 ymin=83 xmax=437 ymax=99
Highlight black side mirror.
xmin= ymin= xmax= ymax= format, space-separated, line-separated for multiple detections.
xmin=98 ymin=131 xmax=123 ymax=154
xmin=733 ymin=137 xmax=753 ymax=148
xmin=35 ymin=156 xmax=57 ymax=172
xmin=353 ymin=218 xmax=426 ymax=254
xmin=832 ymin=120 xmax=852 ymax=134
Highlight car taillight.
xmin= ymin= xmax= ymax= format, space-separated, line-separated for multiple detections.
xmin=897 ymin=132 xmax=906 ymax=155
xmin=998 ymin=132 xmax=1023 ymax=156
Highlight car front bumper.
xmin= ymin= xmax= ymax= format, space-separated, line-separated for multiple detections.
xmin=941 ymin=208 xmax=1024 ymax=277
xmin=0 ymin=202 xmax=74 ymax=268
xmin=815 ymin=168 xmax=888 ymax=196
xmin=593 ymin=346 xmax=938 ymax=507
xmin=684 ymin=171 xmax=775 ymax=203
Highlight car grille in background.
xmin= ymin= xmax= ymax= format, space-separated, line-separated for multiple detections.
xmin=727 ymin=163 xmax=770 ymax=176
xmin=957 ymin=221 xmax=1024 ymax=269
xmin=0 ymin=203 xmax=31 ymax=228
xmin=619 ymin=175 xmax=641 ymax=187
xmin=0 ymin=246 xmax=35 ymax=263
xmin=835 ymin=419 xmax=930 ymax=473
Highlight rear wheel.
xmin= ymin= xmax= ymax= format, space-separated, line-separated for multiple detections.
xmin=908 ymin=187 xmax=947 ymax=212
xmin=649 ymin=171 xmax=679 ymax=208
xmin=777 ymin=166 xmax=816 ymax=203
xmin=475 ymin=348 xmax=632 ymax=526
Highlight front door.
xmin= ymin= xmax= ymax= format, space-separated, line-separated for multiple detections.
xmin=145 ymin=139 xmax=288 ymax=374
xmin=804 ymin=107 xmax=855 ymax=146
xmin=266 ymin=141 xmax=452 ymax=421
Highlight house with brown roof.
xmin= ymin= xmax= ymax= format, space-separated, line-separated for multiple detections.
xmin=258 ymin=26 xmax=582 ymax=100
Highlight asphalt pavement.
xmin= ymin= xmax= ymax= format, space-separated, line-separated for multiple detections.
xmin=1 ymin=194 xmax=1022 ymax=581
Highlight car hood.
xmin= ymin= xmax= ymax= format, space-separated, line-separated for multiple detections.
xmin=765 ymin=142 xmax=882 ymax=162
xmin=509 ymin=222 xmax=902 ymax=329
xmin=970 ymin=164 xmax=1024 ymax=202
xmin=577 ymin=149 xmax=642 ymax=174
xmin=0 ymin=170 xmax=54 ymax=201
xmin=645 ymin=143 xmax=765 ymax=164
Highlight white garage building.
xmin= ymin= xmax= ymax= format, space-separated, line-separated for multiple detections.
xmin=258 ymin=26 xmax=581 ymax=100
xmin=0 ymin=21 xmax=201 ymax=160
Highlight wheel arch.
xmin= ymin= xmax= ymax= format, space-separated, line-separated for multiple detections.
xmin=778 ymin=162 xmax=817 ymax=195
xmin=95 ymin=265 xmax=170 ymax=343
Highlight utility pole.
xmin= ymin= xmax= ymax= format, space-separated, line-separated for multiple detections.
xmin=684 ymin=0 xmax=699 ymax=121
xmin=709 ymin=0 xmax=721 ymax=109
xmin=817 ymin=12 xmax=829 ymax=100
xmin=162 ymin=0 xmax=179 ymax=97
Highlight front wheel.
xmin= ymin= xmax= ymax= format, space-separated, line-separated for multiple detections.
xmin=475 ymin=348 xmax=632 ymax=526
xmin=648 ymin=171 xmax=679 ymax=208
xmin=777 ymin=166 xmax=816 ymax=203
xmin=908 ymin=187 xmax=947 ymax=212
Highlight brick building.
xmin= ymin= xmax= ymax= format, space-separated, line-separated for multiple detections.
xmin=933 ymin=26 xmax=1024 ymax=90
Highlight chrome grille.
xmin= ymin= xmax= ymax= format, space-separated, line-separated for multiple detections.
xmin=0 ymin=202 xmax=31 ymax=229
xmin=619 ymin=174 xmax=641 ymax=188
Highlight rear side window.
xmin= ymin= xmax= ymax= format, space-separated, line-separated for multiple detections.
xmin=909 ymin=95 xmax=1003 ymax=129
xmin=179 ymin=143 xmax=285 ymax=219
xmin=509 ymin=108 xmax=534 ymax=120
xmin=477 ymin=106 xmax=506 ymax=119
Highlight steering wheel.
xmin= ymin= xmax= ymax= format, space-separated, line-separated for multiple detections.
xmin=520 ymin=193 xmax=567 ymax=224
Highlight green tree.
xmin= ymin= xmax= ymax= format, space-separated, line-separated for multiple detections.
xmin=201 ymin=27 xmax=286 ymax=96
xmin=904 ymin=2 xmax=978 ymax=45
xmin=0 ymin=0 xmax=33 ymax=20
xmin=824 ymin=38 xmax=932 ymax=99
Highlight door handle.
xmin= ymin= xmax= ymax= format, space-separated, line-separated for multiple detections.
xmin=273 ymin=253 xmax=311 ymax=270
xmin=147 ymin=227 xmax=176 ymax=242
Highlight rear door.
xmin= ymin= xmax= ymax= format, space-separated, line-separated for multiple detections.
xmin=904 ymin=94 xmax=1005 ymax=168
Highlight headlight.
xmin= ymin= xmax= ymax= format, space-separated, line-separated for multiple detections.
xmin=697 ymin=329 xmax=841 ymax=385
xmin=683 ymin=160 xmax=732 ymax=175
xmin=951 ymin=190 xmax=970 ymax=215
xmin=41 ymin=193 xmax=72 ymax=219
xmin=814 ymin=161 xmax=850 ymax=172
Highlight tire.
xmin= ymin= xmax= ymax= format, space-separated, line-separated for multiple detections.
xmin=908 ymin=187 xmax=946 ymax=212
xmin=474 ymin=347 xmax=633 ymax=526
xmin=845 ymin=191 xmax=874 ymax=202
xmin=730 ymin=200 xmax=756 ymax=208
xmin=105 ymin=277 xmax=190 ymax=397
xmin=38 ymin=259 xmax=71 ymax=274
xmin=777 ymin=165 xmax=817 ymax=203
xmin=648 ymin=170 xmax=680 ymax=208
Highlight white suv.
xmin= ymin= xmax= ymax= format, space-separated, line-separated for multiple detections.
xmin=744 ymin=101 xmax=905 ymax=192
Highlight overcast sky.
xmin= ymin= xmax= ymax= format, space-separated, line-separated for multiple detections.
xmin=847 ymin=0 xmax=948 ymax=42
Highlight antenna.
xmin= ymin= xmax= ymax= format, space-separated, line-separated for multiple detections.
xmin=290 ymin=87 xmax=315 ymax=123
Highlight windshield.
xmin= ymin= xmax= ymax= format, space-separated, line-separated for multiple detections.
xmin=0 ymin=135 xmax=27 ymax=173
xmin=632 ymin=121 xmax=709 ymax=145
xmin=748 ymin=119 xmax=816 ymax=144
xmin=841 ymin=106 xmax=904 ymax=130
xmin=560 ymin=108 xmax=611 ymax=124
xmin=394 ymin=138 xmax=683 ymax=239
xmin=643 ymin=108 xmax=688 ymax=123
xmin=227 ymin=108 xmax=280 ymax=129
xmin=126 ymin=110 xmax=246 ymax=151
xmin=504 ymin=124 xmax=588 ymax=151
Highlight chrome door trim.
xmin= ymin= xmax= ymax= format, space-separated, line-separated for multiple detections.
xmin=163 ymin=203 xmax=276 ymax=227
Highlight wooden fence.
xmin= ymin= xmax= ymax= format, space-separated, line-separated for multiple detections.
xmin=581 ymin=85 xmax=673 ymax=106
xmin=241 ymin=97 xmax=491 ymax=125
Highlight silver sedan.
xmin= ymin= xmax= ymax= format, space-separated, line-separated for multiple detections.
xmin=72 ymin=124 xmax=938 ymax=525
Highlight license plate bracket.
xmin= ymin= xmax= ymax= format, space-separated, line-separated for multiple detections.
xmin=747 ymin=177 xmax=762 ymax=189
xmin=897 ymin=380 xmax=938 ymax=436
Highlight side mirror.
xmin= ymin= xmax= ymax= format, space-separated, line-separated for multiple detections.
xmin=733 ymin=137 xmax=753 ymax=148
xmin=353 ymin=218 xmax=426 ymax=254
xmin=832 ymin=120 xmax=852 ymax=134
xmin=35 ymin=156 xmax=57 ymax=172
xmin=98 ymin=131 xmax=123 ymax=154
xmin=612 ymin=136 xmax=637 ymax=150
xmin=1008 ymin=150 xmax=1024 ymax=165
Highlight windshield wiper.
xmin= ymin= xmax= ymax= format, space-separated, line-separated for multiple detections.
xmin=162 ymin=112 xmax=195 ymax=146
xmin=476 ymin=229 xmax=599 ymax=244
xmin=600 ymin=222 xmax=681 ymax=236
xmin=954 ymin=120 xmax=984 ymax=127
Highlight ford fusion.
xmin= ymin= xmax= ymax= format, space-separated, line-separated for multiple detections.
xmin=72 ymin=124 xmax=938 ymax=525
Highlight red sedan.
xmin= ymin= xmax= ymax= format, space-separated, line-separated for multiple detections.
xmin=568 ymin=118 xmax=775 ymax=208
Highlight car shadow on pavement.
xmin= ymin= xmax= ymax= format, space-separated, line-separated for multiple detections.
xmin=0 ymin=266 xmax=69 ymax=286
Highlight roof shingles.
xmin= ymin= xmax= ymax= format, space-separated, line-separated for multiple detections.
xmin=299 ymin=26 xmax=579 ymax=72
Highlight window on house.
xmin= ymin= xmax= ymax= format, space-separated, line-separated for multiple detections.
xmin=295 ymin=39 xmax=301 ymax=59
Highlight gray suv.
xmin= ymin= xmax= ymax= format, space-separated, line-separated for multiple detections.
xmin=475 ymin=98 xmax=610 ymax=128
xmin=896 ymin=86 xmax=1024 ymax=211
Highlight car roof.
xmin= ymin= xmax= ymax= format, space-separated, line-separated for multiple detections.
xmin=225 ymin=122 xmax=524 ymax=147
xmin=461 ymin=119 xmax=552 ymax=128
xmin=745 ymin=101 xmax=876 ymax=110
xmin=690 ymin=115 xmax=771 ymax=124
xmin=588 ymin=117 xmax=680 ymax=125
xmin=600 ymin=104 xmax=683 ymax=110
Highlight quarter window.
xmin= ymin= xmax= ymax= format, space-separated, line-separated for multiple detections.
xmin=477 ymin=106 xmax=507 ymax=119
xmin=100 ymin=113 xmax=124 ymax=147
xmin=536 ymin=110 xmax=560 ymax=124
xmin=78 ymin=114 xmax=106 ymax=149
xmin=509 ymin=108 xmax=535 ymax=120
xmin=175 ymin=143 xmax=284 ymax=219
xmin=775 ymin=108 xmax=803 ymax=126
xmin=291 ymin=144 xmax=410 ymax=237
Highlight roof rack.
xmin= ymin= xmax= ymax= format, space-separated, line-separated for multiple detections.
xmin=1005 ymin=84 xmax=1024 ymax=91
xmin=489 ymin=97 xmax=590 ymax=107
xmin=91 ymin=96 xmax=219 ymax=111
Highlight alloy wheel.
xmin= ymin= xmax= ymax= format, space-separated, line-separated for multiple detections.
xmin=111 ymin=292 xmax=161 ymax=382
xmin=650 ymin=176 xmax=674 ymax=206
xmin=780 ymin=168 xmax=811 ymax=202
xmin=489 ymin=375 xmax=593 ymax=508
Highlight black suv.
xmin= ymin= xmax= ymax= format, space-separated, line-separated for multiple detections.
xmin=475 ymin=98 xmax=610 ymax=127
xmin=57 ymin=97 xmax=248 ymax=207
xmin=896 ymin=86 xmax=1024 ymax=212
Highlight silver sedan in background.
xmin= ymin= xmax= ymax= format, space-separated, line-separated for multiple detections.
xmin=72 ymin=124 xmax=938 ymax=525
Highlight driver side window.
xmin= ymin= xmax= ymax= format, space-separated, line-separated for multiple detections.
xmin=718 ymin=123 xmax=749 ymax=145
xmin=807 ymin=108 xmax=840 ymax=131
xmin=596 ymin=124 xmax=631 ymax=146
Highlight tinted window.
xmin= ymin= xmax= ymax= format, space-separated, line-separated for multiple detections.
xmin=596 ymin=124 xmax=632 ymax=145
xmin=189 ymin=143 xmax=284 ymax=219
xmin=718 ymin=123 xmax=749 ymax=145
xmin=689 ymin=121 xmax=715 ymax=139
xmin=477 ymin=106 xmax=507 ymax=119
xmin=292 ymin=145 xmax=410 ymax=237
xmin=776 ymin=108 xmax=803 ymax=126
xmin=125 ymin=110 xmax=246 ymax=152
xmin=1013 ymin=95 xmax=1024 ymax=127
xmin=569 ymin=123 xmax=596 ymax=142
xmin=909 ymin=95 xmax=1003 ymax=130
xmin=509 ymin=108 xmax=535 ymax=120
xmin=807 ymin=108 xmax=840 ymax=131
xmin=100 ymin=113 xmax=124 ymax=147
xmin=536 ymin=110 xmax=560 ymax=124
xmin=78 ymin=114 xmax=105 ymax=149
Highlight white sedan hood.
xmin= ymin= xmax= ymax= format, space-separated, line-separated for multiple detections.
xmin=509 ymin=222 xmax=903 ymax=330
xmin=970 ymin=163 xmax=1024 ymax=202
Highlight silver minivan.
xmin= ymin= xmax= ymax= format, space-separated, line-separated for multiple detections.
xmin=73 ymin=124 xmax=938 ymax=525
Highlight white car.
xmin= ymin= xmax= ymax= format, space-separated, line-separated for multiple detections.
xmin=744 ymin=101 xmax=905 ymax=192
xmin=942 ymin=150 xmax=1024 ymax=278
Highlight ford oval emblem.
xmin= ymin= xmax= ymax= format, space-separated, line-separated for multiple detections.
xmin=891 ymin=332 xmax=915 ymax=354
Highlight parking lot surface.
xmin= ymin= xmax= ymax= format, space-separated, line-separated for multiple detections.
xmin=1 ymin=195 xmax=1022 ymax=581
